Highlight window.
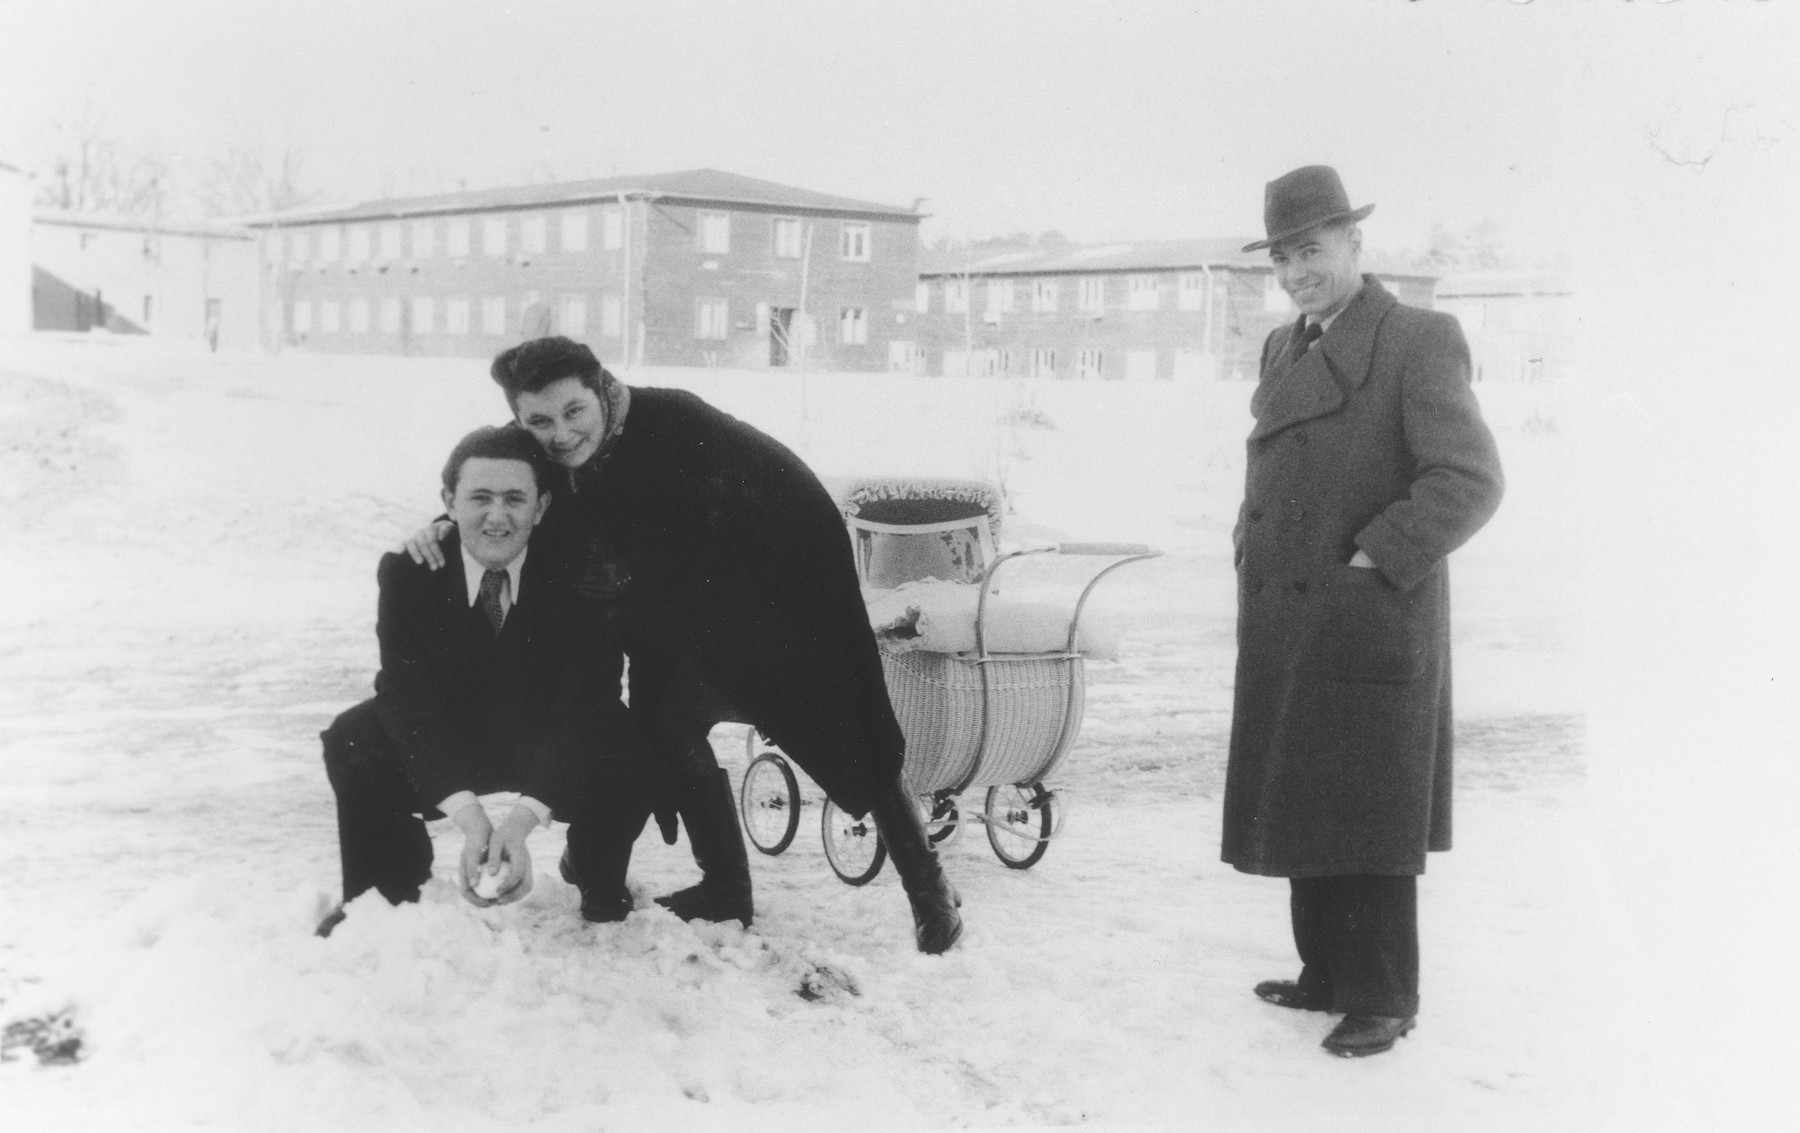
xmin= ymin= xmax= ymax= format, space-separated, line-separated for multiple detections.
xmin=1076 ymin=348 xmax=1105 ymax=380
xmin=481 ymin=296 xmax=507 ymax=335
xmin=349 ymin=297 xmax=371 ymax=333
xmin=263 ymin=232 xmax=283 ymax=265
xmin=840 ymin=222 xmax=871 ymax=262
xmin=1032 ymin=279 xmax=1059 ymax=313
xmin=292 ymin=300 xmax=313 ymax=333
xmin=379 ymin=224 xmax=402 ymax=261
xmin=773 ymin=216 xmax=803 ymax=259
xmin=142 ymin=295 xmax=154 ymax=324
xmin=319 ymin=300 xmax=340 ymax=333
xmin=1031 ymin=348 xmax=1058 ymax=378
xmin=559 ymin=294 xmax=587 ymax=335
xmin=839 ymin=306 xmax=868 ymax=345
xmin=914 ymin=282 xmax=930 ymax=314
xmin=602 ymin=207 xmax=623 ymax=250
xmin=1128 ymin=275 xmax=1160 ymax=311
xmin=521 ymin=215 xmax=547 ymax=254
xmin=698 ymin=212 xmax=730 ymax=254
xmin=1262 ymin=274 xmax=1291 ymax=313
xmin=346 ymin=226 xmax=370 ymax=264
xmin=888 ymin=340 xmax=921 ymax=373
xmin=561 ymin=211 xmax=588 ymax=252
xmin=1078 ymin=277 xmax=1106 ymax=314
xmin=695 ymin=298 xmax=728 ymax=340
xmin=985 ymin=279 xmax=1014 ymax=315
xmin=944 ymin=279 xmax=969 ymax=314
xmin=446 ymin=219 xmax=471 ymax=257
xmin=380 ymin=298 xmax=402 ymax=333
xmin=1178 ymin=272 xmax=1207 ymax=311
xmin=318 ymin=228 xmax=342 ymax=263
xmin=483 ymin=217 xmax=507 ymax=256
xmin=601 ymin=295 xmax=622 ymax=338
xmin=446 ymin=298 xmax=471 ymax=335
xmin=411 ymin=296 xmax=435 ymax=334
xmin=412 ymin=221 xmax=436 ymax=259
xmin=289 ymin=231 xmax=311 ymax=263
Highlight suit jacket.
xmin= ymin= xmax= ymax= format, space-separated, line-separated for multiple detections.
xmin=1222 ymin=276 xmax=1504 ymax=877
xmin=371 ymin=531 xmax=643 ymax=810
xmin=537 ymin=386 xmax=905 ymax=816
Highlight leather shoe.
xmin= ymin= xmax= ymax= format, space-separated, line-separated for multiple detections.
xmin=1254 ymin=979 xmax=1331 ymax=1012
xmin=559 ymin=848 xmax=579 ymax=886
xmin=1322 ymin=1014 xmax=1416 ymax=1057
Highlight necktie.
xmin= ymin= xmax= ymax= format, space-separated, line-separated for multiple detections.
xmin=1298 ymin=319 xmax=1323 ymax=355
xmin=478 ymin=569 xmax=509 ymax=635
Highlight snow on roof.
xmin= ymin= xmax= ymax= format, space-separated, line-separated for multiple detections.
xmin=921 ymin=237 xmax=1435 ymax=279
xmin=33 ymin=208 xmax=254 ymax=240
xmin=244 ymin=168 xmax=920 ymax=227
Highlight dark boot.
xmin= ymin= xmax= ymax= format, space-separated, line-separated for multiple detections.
xmin=654 ymin=768 xmax=754 ymax=927
xmin=870 ymin=782 xmax=962 ymax=954
xmin=565 ymin=819 xmax=641 ymax=925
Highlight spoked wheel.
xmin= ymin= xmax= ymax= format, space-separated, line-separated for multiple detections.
xmin=821 ymin=800 xmax=886 ymax=886
xmin=920 ymin=795 xmax=962 ymax=849
xmin=740 ymin=752 xmax=801 ymax=855
xmin=984 ymin=783 xmax=1055 ymax=869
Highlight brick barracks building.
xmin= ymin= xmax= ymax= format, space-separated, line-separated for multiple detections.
xmin=247 ymin=169 xmax=923 ymax=371
xmin=914 ymin=239 xmax=1437 ymax=381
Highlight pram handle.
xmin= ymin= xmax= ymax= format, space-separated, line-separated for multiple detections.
xmin=975 ymin=544 xmax=1163 ymax=657
xmin=1050 ymin=542 xmax=1154 ymax=557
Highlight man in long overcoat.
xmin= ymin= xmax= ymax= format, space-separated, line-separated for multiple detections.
xmin=1224 ymin=166 xmax=1504 ymax=1056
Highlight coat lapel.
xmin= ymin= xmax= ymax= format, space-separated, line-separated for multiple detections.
xmin=1248 ymin=277 xmax=1396 ymax=441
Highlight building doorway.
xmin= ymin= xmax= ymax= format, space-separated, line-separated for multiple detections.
xmin=769 ymin=306 xmax=795 ymax=366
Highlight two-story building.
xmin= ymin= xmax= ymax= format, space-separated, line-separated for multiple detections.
xmin=31 ymin=210 xmax=260 ymax=348
xmin=246 ymin=169 xmax=922 ymax=370
xmin=914 ymin=239 xmax=1437 ymax=381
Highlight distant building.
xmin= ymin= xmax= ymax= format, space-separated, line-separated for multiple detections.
xmin=0 ymin=159 xmax=30 ymax=337
xmin=244 ymin=169 xmax=922 ymax=371
xmin=1434 ymin=267 xmax=1573 ymax=383
xmin=32 ymin=210 xmax=260 ymax=349
xmin=913 ymin=239 xmax=1437 ymax=381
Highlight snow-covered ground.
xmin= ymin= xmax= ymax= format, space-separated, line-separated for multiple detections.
xmin=0 ymin=334 xmax=1755 ymax=1131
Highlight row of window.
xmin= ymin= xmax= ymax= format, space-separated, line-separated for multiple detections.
xmin=933 ymin=346 xmax=1219 ymax=381
xmin=285 ymin=294 xmax=875 ymax=346
xmin=270 ymin=211 xmax=876 ymax=266
xmin=288 ymin=294 xmax=621 ymax=338
xmin=922 ymin=272 xmax=1258 ymax=316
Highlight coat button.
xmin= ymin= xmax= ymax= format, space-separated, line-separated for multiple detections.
xmin=1291 ymin=580 xmax=1308 ymax=595
xmin=1248 ymin=577 xmax=1264 ymax=594
xmin=1286 ymin=501 xmax=1305 ymax=521
xmin=1292 ymin=430 xmax=1308 ymax=446
xmin=1249 ymin=508 xmax=1264 ymax=522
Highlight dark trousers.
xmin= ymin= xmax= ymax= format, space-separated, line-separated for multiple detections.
xmin=1289 ymin=874 xmax=1419 ymax=1017
xmin=634 ymin=657 xmax=744 ymax=782
xmin=320 ymin=700 xmax=650 ymax=905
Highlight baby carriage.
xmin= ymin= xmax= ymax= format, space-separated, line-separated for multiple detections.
xmin=736 ymin=476 xmax=1160 ymax=884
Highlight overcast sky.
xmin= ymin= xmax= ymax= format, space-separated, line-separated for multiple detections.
xmin=2 ymin=0 xmax=1793 ymax=264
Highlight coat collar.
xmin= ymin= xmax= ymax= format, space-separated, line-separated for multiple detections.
xmin=1248 ymin=276 xmax=1396 ymax=441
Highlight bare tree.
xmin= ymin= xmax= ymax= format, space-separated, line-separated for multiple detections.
xmin=35 ymin=107 xmax=172 ymax=219
xmin=197 ymin=135 xmax=317 ymax=218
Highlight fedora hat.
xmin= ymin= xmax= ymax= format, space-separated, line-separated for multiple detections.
xmin=1242 ymin=165 xmax=1375 ymax=252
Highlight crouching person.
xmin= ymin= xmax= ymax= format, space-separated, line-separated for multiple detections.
xmin=317 ymin=426 xmax=654 ymax=936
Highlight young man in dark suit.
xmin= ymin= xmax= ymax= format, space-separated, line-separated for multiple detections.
xmin=1226 ymin=166 xmax=1504 ymax=1056
xmin=317 ymin=426 xmax=653 ymax=935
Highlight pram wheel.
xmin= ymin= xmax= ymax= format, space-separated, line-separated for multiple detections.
xmin=741 ymin=752 xmax=801 ymax=855
xmin=984 ymin=783 xmax=1054 ymax=869
xmin=821 ymin=800 xmax=887 ymax=886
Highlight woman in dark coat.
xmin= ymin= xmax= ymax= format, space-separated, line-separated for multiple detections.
xmin=416 ymin=336 xmax=961 ymax=954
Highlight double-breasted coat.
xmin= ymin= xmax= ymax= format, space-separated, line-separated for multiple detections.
xmin=1222 ymin=277 xmax=1503 ymax=878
